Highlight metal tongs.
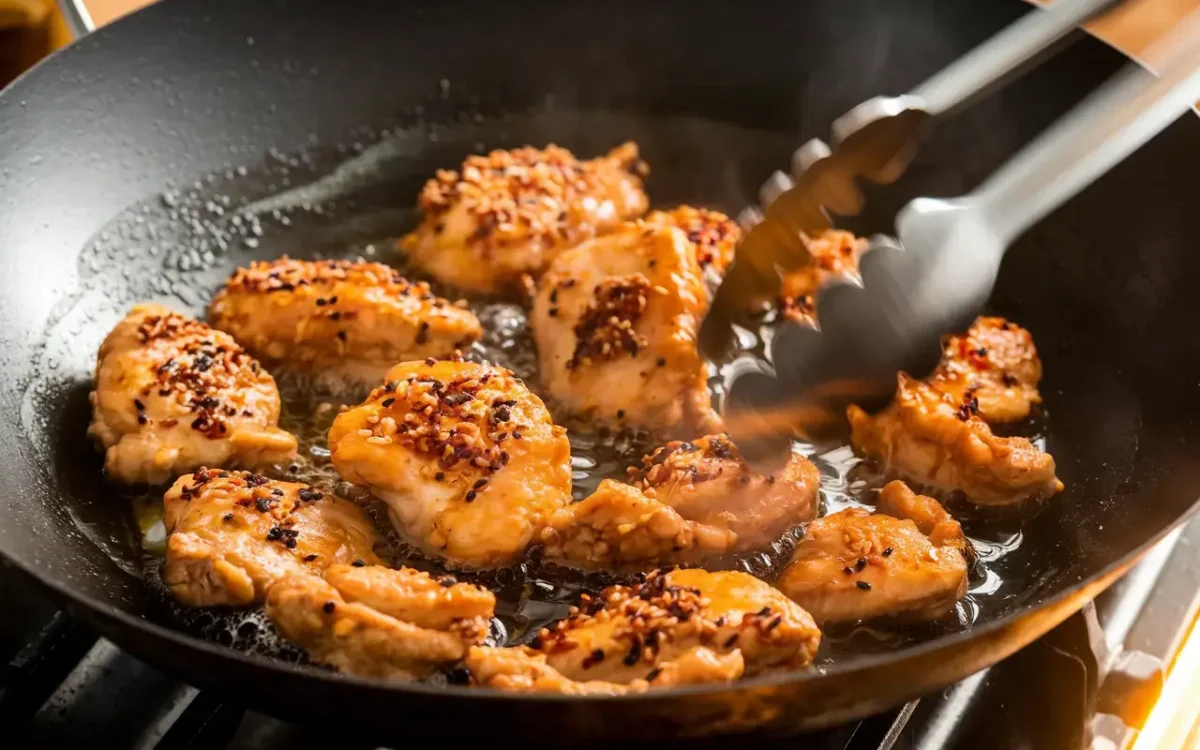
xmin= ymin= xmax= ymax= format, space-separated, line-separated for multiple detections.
xmin=704 ymin=0 xmax=1200 ymax=461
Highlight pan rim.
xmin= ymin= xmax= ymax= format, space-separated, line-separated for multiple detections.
xmin=1 ymin=0 xmax=1198 ymax=712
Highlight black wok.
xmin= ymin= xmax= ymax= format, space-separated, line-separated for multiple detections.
xmin=1 ymin=0 xmax=1199 ymax=741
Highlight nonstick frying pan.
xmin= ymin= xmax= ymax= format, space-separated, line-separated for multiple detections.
xmin=2 ymin=0 xmax=1200 ymax=741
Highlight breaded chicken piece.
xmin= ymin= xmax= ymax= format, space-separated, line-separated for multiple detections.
xmin=162 ymin=469 xmax=381 ymax=607
xmin=208 ymin=258 xmax=482 ymax=383
xmin=399 ymin=143 xmax=648 ymax=293
xmin=266 ymin=565 xmax=495 ymax=681
xmin=88 ymin=304 xmax=297 ymax=485
xmin=777 ymin=481 xmax=969 ymax=624
xmin=644 ymin=206 xmax=741 ymax=278
xmin=778 ymin=229 xmax=867 ymax=323
xmin=848 ymin=374 xmax=1063 ymax=505
xmin=928 ymin=316 xmax=1043 ymax=424
xmin=531 ymin=222 xmax=718 ymax=433
xmin=543 ymin=434 xmax=819 ymax=568
xmin=466 ymin=569 xmax=820 ymax=693
xmin=328 ymin=359 xmax=572 ymax=567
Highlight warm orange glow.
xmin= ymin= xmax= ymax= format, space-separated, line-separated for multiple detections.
xmin=1132 ymin=611 xmax=1200 ymax=750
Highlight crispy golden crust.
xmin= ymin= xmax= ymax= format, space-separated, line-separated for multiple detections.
xmin=849 ymin=373 xmax=1063 ymax=505
xmin=88 ymin=304 xmax=297 ymax=484
xmin=777 ymin=481 xmax=969 ymax=624
xmin=162 ymin=469 xmax=382 ymax=607
xmin=209 ymin=258 xmax=481 ymax=382
xmin=469 ymin=569 xmax=818 ymax=694
xmin=645 ymin=206 xmax=741 ymax=276
xmin=329 ymin=359 xmax=573 ymax=567
xmin=266 ymin=565 xmax=495 ymax=681
xmin=401 ymin=143 xmax=648 ymax=293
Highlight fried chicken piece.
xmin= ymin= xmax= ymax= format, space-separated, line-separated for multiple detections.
xmin=542 ymin=434 xmax=819 ymax=568
xmin=162 ymin=469 xmax=381 ymax=607
xmin=466 ymin=568 xmax=819 ymax=694
xmin=778 ymin=229 xmax=867 ymax=323
xmin=208 ymin=258 xmax=482 ymax=383
xmin=928 ymin=316 xmax=1043 ymax=423
xmin=88 ymin=304 xmax=297 ymax=485
xmin=777 ymin=481 xmax=969 ymax=624
xmin=328 ymin=359 xmax=572 ymax=567
xmin=531 ymin=222 xmax=718 ymax=433
xmin=399 ymin=143 xmax=648 ymax=294
xmin=848 ymin=374 xmax=1063 ymax=505
xmin=644 ymin=206 xmax=741 ymax=278
xmin=465 ymin=644 xmax=744 ymax=695
xmin=266 ymin=565 xmax=495 ymax=681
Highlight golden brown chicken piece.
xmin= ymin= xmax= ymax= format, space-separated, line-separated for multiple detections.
xmin=88 ymin=304 xmax=297 ymax=485
xmin=399 ymin=143 xmax=648 ymax=294
xmin=530 ymin=222 xmax=718 ymax=433
xmin=542 ymin=434 xmax=819 ymax=568
xmin=848 ymin=374 xmax=1063 ymax=505
xmin=328 ymin=358 xmax=573 ymax=568
xmin=928 ymin=316 xmax=1043 ymax=423
xmin=208 ymin=258 xmax=482 ymax=383
xmin=644 ymin=206 xmax=741 ymax=278
xmin=162 ymin=469 xmax=382 ymax=607
xmin=266 ymin=565 xmax=495 ymax=681
xmin=466 ymin=568 xmax=820 ymax=694
xmin=777 ymin=481 xmax=969 ymax=624
xmin=778 ymin=229 xmax=867 ymax=322
xmin=465 ymin=644 xmax=744 ymax=695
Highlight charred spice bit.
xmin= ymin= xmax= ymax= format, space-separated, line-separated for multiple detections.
xmin=856 ymin=581 xmax=872 ymax=591
xmin=266 ymin=526 xmax=299 ymax=549
xmin=567 ymin=275 xmax=652 ymax=371
xmin=842 ymin=567 xmax=854 ymax=575
xmin=304 ymin=553 xmax=319 ymax=562
xmin=464 ymin=490 xmax=477 ymax=502
xmin=381 ymin=398 xmax=396 ymax=407
xmin=437 ymin=575 xmax=457 ymax=587
xmin=323 ymin=601 xmax=336 ymax=614
xmin=351 ymin=559 xmax=367 ymax=567
xmin=582 ymin=648 xmax=606 ymax=669
xmin=297 ymin=487 xmax=323 ymax=502
xmin=882 ymin=547 xmax=894 ymax=557
xmin=855 ymin=558 xmax=868 ymax=572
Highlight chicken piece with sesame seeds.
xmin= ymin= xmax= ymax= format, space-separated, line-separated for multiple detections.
xmin=88 ymin=304 xmax=297 ymax=485
xmin=162 ymin=469 xmax=383 ymax=607
xmin=542 ymin=434 xmax=819 ymax=568
xmin=926 ymin=316 xmax=1043 ymax=424
xmin=466 ymin=568 xmax=820 ymax=694
xmin=777 ymin=229 xmax=867 ymax=323
xmin=531 ymin=221 xmax=719 ymax=434
xmin=777 ymin=481 xmax=970 ymax=624
xmin=265 ymin=564 xmax=495 ymax=681
xmin=328 ymin=358 xmax=573 ymax=568
xmin=399 ymin=143 xmax=648 ymax=294
xmin=208 ymin=258 xmax=483 ymax=384
xmin=644 ymin=205 xmax=741 ymax=279
xmin=848 ymin=373 xmax=1062 ymax=506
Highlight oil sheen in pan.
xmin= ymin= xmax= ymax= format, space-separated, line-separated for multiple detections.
xmin=57 ymin=111 xmax=1047 ymax=666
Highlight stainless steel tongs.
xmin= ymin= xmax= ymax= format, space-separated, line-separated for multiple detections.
xmin=705 ymin=1 xmax=1200 ymax=459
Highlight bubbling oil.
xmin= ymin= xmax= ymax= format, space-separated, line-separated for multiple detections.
xmin=81 ymin=112 xmax=1046 ymax=669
